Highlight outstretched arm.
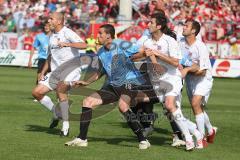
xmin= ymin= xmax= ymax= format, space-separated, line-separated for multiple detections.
xmin=58 ymin=41 xmax=88 ymax=49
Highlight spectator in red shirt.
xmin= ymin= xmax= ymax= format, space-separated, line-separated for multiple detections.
xmin=23 ymin=29 xmax=33 ymax=50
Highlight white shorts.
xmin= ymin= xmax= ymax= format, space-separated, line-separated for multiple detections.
xmin=39 ymin=67 xmax=82 ymax=90
xmin=185 ymin=75 xmax=213 ymax=105
xmin=151 ymin=74 xmax=183 ymax=104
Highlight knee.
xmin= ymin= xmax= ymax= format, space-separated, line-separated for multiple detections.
xmin=56 ymin=82 xmax=69 ymax=93
xmin=118 ymin=99 xmax=129 ymax=113
xmin=191 ymin=99 xmax=200 ymax=109
xmin=32 ymin=88 xmax=40 ymax=99
xmin=83 ymin=98 xmax=94 ymax=108
xmin=164 ymin=99 xmax=175 ymax=112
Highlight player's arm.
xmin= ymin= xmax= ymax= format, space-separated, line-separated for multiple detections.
xmin=58 ymin=29 xmax=88 ymax=49
xmin=73 ymin=70 xmax=104 ymax=87
xmin=191 ymin=44 xmax=209 ymax=76
xmin=179 ymin=63 xmax=200 ymax=77
xmin=147 ymin=49 xmax=179 ymax=67
xmin=58 ymin=41 xmax=88 ymax=49
xmin=192 ymin=69 xmax=206 ymax=76
xmin=38 ymin=54 xmax=50 ymax=81
xmin=28 ymin=36 xmax=39 ymax=68
xmin=28 ymin=47 xmax=36 ymax=68
xmin=130 ymin=47 xmax=145 ymax=61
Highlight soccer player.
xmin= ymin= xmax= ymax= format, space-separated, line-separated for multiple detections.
xmin=65 ymin=24 xmax=154 ymax=149
xmin=28 ymin=22 xmax=51 ymax=85
xmin=132 ymin=13 xmax=203 ymax=150
xmin=135 ymin=27 xmax=186 ymax=146
xmin=31 ymin=12 xmax=87 ymax=136
xmin=178 ymin=19 xmax=217 ymax=146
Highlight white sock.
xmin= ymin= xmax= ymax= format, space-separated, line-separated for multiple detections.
xmin=39 ymin=96 xmax=54 ymax=111
xmin=195 ymin=113 xmax=205 ymax=137
xmin=172 ymin=108 xmax=193 ymax=142
xmin=62 ymin=121 xmax=69 ymax=131
xmin=186 ymin=119 xmax=202 ymax=141
xmin=203 ymin=111 xmax=213 ymax=135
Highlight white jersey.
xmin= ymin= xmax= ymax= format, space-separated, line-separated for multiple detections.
xmin=48 ymin=26 xmax=84 ymax=71
xmin=143 ymin=33 xmax=182 ymax=77
xmin=142 ymin=34 xmax=183 ymax=99
xmin=179 ymin=38 xmax=213 ymax=103
xmin=178 ymin=38 xmax=213 ymax=81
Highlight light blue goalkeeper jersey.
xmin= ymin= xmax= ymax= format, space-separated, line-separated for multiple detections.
xmin=97 ymin=39 xmax=145 ymax=86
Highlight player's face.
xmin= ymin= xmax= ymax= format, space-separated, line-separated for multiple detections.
xmin=148 ymin=18 xmax=159 ymax=33
xmin=44 ymin=24 xmax=50 ymax=33
xmin=97 ymin=28 xmax=108 ymax=45
xmin=48 ymin=14 xmax=58 ymax=31
xmin=182 ymin=21 xmax=193 ymax=36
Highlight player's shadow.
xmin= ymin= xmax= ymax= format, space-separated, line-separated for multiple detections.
xmin=88 ymin=135 xmax=170 ymax=148
xmin=118 ymin=122 xmax=172 ymax=135
xmin=24 ymin=124 xmax=61 ymax=135
xmin=108 ymin=122 xmax=173 ymax=146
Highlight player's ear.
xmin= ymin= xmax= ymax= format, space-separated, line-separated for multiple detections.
xmin=157 ymin=25 xmax=161 ymax=30
xmin=191 ymin=29 xmax=196 ymax=35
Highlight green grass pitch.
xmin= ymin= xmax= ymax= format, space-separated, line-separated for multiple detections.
xmin=0 ymin=66 xmax=240 ymax=160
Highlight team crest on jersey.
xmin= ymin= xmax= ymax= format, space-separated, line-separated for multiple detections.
xmin=157 ymin=45 xmax=161 ymax=50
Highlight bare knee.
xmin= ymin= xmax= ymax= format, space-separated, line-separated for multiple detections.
xmin=32 ymin=85 xmax=49 ymax=101
xmin=32 ymin=88 xmax=43 ymax=100
xmin=83 ymin=97 xmax=97 ymax=108
xmin=118 ymin=95 xmax=130 ymax=113
xmin=191 ymin=98 xmax=203 ymax=114
xmin=164 ymin=98 xmax=176 ymax=113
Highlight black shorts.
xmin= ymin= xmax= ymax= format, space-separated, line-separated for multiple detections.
xmin=96 ymin=83 xmax=157 ymax=105
xmin=37 ymin=58 xmax=46 ymax=73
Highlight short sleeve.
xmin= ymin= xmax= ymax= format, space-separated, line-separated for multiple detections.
xmin=64 ymin=28 xmax=84 ymax=43
xmin=198 ymin=44 xmax=210 ymax=70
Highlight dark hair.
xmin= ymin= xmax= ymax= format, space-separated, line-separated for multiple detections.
xmin=151 ymin=13 xmax=176 ymax=40
xmin=185 ymin=19 xmax=201 ymax=36
xmin=100 ymin=24 xmax=115 ymax=39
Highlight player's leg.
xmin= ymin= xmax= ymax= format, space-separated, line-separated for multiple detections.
xmin=56 ymin=81 xmax=71 ymax=136
xmin=56 ymin=67 xmax=82 ymax=136
xmin=65 ymin=92 xmax=103 ymax=147
xmin=165 ymin=96 xmax=194 ymax=150
xmin=32 ymin=84 xmax=52 ymax=109
xmin=201 ymin=96 xmax=217 ymax=143
xmin=36 ymin=58 xmax=46 ymax=85
xmin=119 ymin=94 xmax=150 ymax=149
xmin=191 ymin=95 xmax=205 ymax=135
xmin=32 ymin=73 xmax=59 ymax=127
xmin=65 ymin=84 xmax=119 ymax=147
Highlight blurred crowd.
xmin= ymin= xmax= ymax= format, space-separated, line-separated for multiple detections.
xmin=0 ymin=0 xmax=239 ymax=51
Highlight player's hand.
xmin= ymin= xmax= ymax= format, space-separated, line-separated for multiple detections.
xmin=180 ymin=68 xmax=188 ymax=78
xmin=178 ymin=64 xmax=184 ymax=70
xmin=145 ymin=49 xmax=154 ymax=57
xmin=58 ymin=42 xmax=69 ymax=48
xmin=38 ymin=73 xmax=44 ymax=82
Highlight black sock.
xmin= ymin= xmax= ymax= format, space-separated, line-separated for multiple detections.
xmin=78 ymin=107 xmax=92 ymax=140
xmin=141 ymin=102 xmax=154 ymax=128
xmin=123 ymin=110 xmax=146 ymax=142
xmin=170 ymin=121 xmax=183 ymax=140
